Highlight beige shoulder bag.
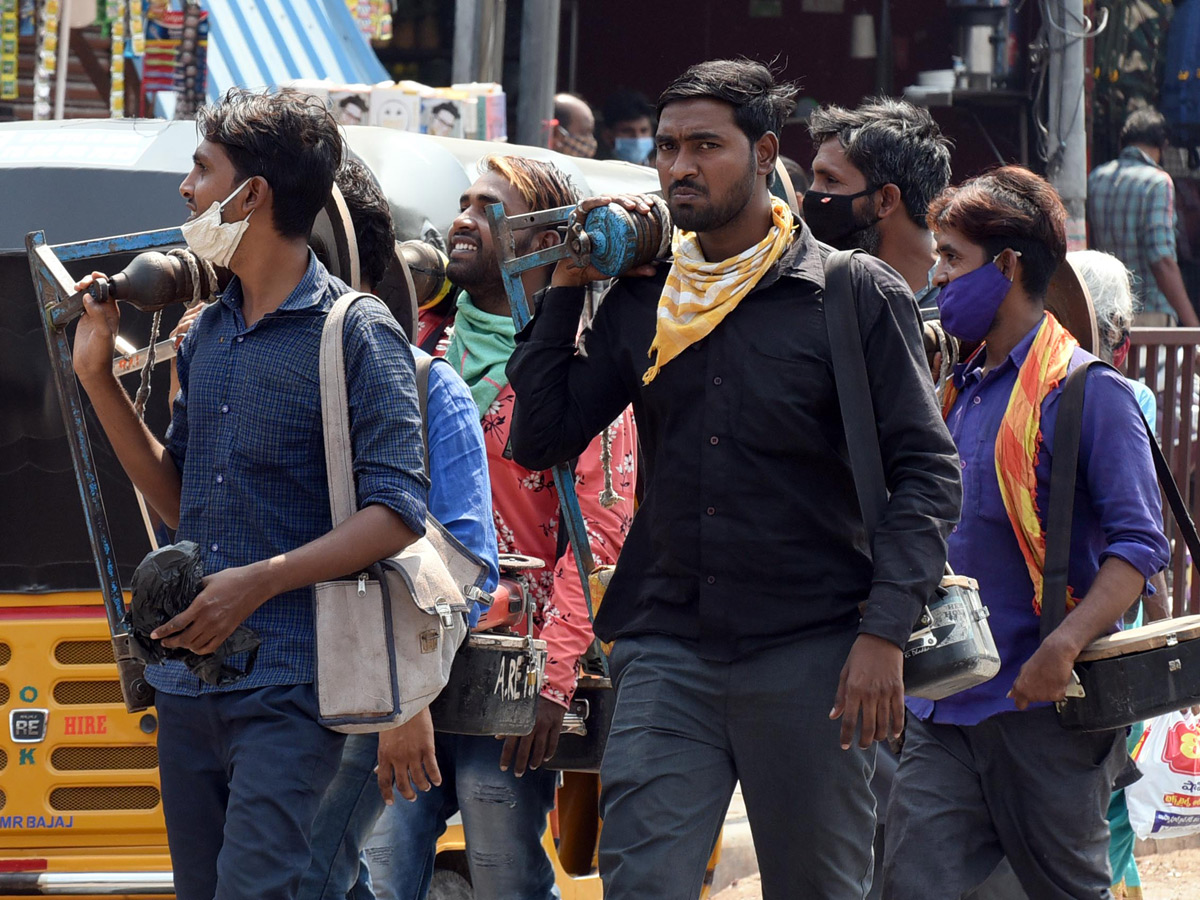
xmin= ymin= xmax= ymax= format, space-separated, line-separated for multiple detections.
xmin=314 ymin=292 xmax=487 ymax=733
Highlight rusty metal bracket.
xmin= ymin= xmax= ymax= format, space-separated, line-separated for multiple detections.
xmin=484 ymin=201 xmax=610 ymax=678
xmin=26 ymin=226 xmax=186 ymax=713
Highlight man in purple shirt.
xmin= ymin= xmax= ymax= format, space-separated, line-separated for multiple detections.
xmin=883 ymin=167 xmax=1170 ymax=899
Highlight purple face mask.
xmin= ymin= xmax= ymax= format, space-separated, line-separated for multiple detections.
xmin=936 ymin=252 xmax=1018 ymax=343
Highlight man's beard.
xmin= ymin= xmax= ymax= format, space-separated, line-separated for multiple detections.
xmin=827 ymin=199 xmax=882 ymax=255
xmin=445 ymin=250 xmax=495 ymax=292
xmin=836 ymin=221 xmax=882 ymax=255
xmin=445 ymin=233 xmax=534 ymax=296
xmin=668 ymin=163 xmax=757 ymax=235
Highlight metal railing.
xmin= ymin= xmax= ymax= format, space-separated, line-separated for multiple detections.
xmin=1126 ymin=327 xmax=1200 ymax=615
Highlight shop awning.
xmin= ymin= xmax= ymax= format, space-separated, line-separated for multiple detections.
xmin=201 ymin=0 xmax=388 ymax=101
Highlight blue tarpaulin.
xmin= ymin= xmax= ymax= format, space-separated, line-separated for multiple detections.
xmin=201 ymin=0 xmax=387 ymax=99
xmin=154 ymin=0 xmax=388 ymax=115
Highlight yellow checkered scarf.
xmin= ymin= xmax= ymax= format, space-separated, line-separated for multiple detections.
xmin=643 ymin=195 xmax=794 ymax=384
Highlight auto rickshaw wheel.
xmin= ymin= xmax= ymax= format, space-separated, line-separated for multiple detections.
xmin=428 ymin=867 xmax=473 ymax=900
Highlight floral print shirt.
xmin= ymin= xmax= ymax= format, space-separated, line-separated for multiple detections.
xmin=430 ymin=299 xmax=638 ymax=707
xmin=480 ymin=383 xmax=636 ymax=707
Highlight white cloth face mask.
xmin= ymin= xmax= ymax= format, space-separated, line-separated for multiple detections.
xmin=181 ymin=178 xmax=255 ymax=267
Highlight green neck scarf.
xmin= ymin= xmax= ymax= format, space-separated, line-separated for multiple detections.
xmin=445 ymin=291 xmax=516 ymax=418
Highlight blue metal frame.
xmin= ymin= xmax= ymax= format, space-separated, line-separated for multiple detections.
xmin=26 ymin=226 xmax=186 ymax=712
xmin=484 ymin=202 xmax=606 ymax=648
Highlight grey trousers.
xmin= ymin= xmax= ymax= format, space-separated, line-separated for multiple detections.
xmin=883 ymin=707 xmax=1124 ymax=900
xmin=598 ymin=630 xmax=877 ymax=900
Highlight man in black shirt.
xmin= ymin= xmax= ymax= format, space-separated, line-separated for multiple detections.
xmin=507 ymin=59 xmax=961 ymax=900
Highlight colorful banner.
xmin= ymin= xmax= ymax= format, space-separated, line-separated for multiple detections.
xmin=32 ymin=0 xmax=60 ymax=120
xmin=345 ymin=0 xmax=390 ymax=42
xmin=2 ymin=0 xmax=17 ymax=101
xmin=109 ymin=0 xmax=126 ymax=117
xmin=142 ymin=6 xmax=207 ymax=96
xmin=128 ymin=0 xmax=143 ymax=56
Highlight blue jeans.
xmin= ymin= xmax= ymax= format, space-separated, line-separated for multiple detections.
xmin=304 ymin=730 xmax=560 ymax=900
xmin=300 ymin=732 xmax=386 ymax=900
xmin=155 ymin=683 xmax=345 ymax=900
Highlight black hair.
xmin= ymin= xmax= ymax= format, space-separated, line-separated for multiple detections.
xmin=197 ymin=87 xmax=343 ymax=239
xmin=336 ymin=157 xmax=395 ymax=290
xmin=339 ymin=95 xmax=367 ymax=112
xmin=1120 ymin=107 xmax=1169 ymax=151
xmin=807 ymin=97 xmax=952 ymax=227
xmin=602 ymin=89 xmax=654 ymax=129
xmin=657 ymin=59 xmax=797 ymax=145
xmin=431 ymin=101 xmax=461 ymax=121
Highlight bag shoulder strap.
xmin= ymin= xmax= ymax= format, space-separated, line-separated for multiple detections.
xmin=1042 ymin=360 xmax=1200 ymax=640
xmin=1147 ymin=413 xmax=1200 ymax=567
xmin=1041 ymin=360 xmax=1094 ymax=641
xmin=414 ymin=354 xmax=442 ymax=477
xmin=319 ymin=291 xmax=375 ymax=527
xmin=823 ymin=248 xmax=887 ymax=537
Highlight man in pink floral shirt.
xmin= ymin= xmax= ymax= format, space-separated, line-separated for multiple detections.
xmin=366 ymin=154 xmax=636 ymax=900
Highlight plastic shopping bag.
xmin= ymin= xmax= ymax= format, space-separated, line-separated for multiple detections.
xmin=1126 ymin=709 xmax=1200 ymax=840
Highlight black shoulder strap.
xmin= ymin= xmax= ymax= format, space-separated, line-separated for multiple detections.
xmin=1042 ymin=360 xmax=1200 ymax=640
xmin=1041 ymin=360 xmax=1094 ymax=641
xmin=823 ymin=248 xmax=887 ymax=537
xmin=1147 ymin=416 xmax=1200 ymax=567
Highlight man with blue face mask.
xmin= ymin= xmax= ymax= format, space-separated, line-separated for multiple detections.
xmin=600 ymin=89 xmax=655 ymax=165
xmin=883 ymin=166 xmax=1170 ymax=900
xmin=70 ymin=88 xmax=428 ymax=900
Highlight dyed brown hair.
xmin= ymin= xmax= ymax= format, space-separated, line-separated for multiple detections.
xmin=927 ymin=165 xmax=1067 ymax=298
xmin=481 ymin=154 xmax=580 ymax=214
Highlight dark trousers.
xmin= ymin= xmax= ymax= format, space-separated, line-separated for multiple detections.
xmin=156 ymin=683 xmax=346 ymax=900
xmin=598 ymin=630 xmax=877 ymax=900
xmin=883 ymin=707 xmax=1124 ymax=900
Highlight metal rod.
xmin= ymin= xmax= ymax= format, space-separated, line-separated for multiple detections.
xmin=485 ymin=200 xmax=599 ymax=602
xmin=113 ymin=338 xmax=176 ymax=378
xmin=53 ymin=225 xmax=184 ymax=261
xmin=27 ymin=230 xmax=154 ymax=712
xmin=0 ymin=870 xmax=175 ymax=894
xmin=25 ymin=225 xmax=190 ymax=712
xmin=504 ymin=204 xmax=578 ymax=230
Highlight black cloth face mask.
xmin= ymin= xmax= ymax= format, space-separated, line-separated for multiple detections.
xmin=802 ymin=186 xmax=879 ymax=245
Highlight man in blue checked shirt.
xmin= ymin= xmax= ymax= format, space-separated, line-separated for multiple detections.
xmin=71 ymin=88 xmax=429 ymax=900
xmin=1088 ymin=108 xmax=1200 ymax=327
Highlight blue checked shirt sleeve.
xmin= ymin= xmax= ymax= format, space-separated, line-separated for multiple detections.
xmin=343 ymin=299 xmax=428 ymax=536
xmin=424 ymin=357 xmax=500 ymax=592
xmin=1144 ymin=176 xmax=1178 ymax=264
xmin=163 ymin=326 xmax=193 ymax=475
xmin=1080 ymin=367 xmax=1171 ymax=581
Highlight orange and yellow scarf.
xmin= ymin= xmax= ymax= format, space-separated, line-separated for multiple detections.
xmin=943 ymin=313 xmax=1080 ymax=615
xmin=643 ymin=195 xmax=794 ymax=384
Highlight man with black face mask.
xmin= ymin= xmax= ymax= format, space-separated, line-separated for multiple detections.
xmin=805 ymin=98 xmax=952 ymax=308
